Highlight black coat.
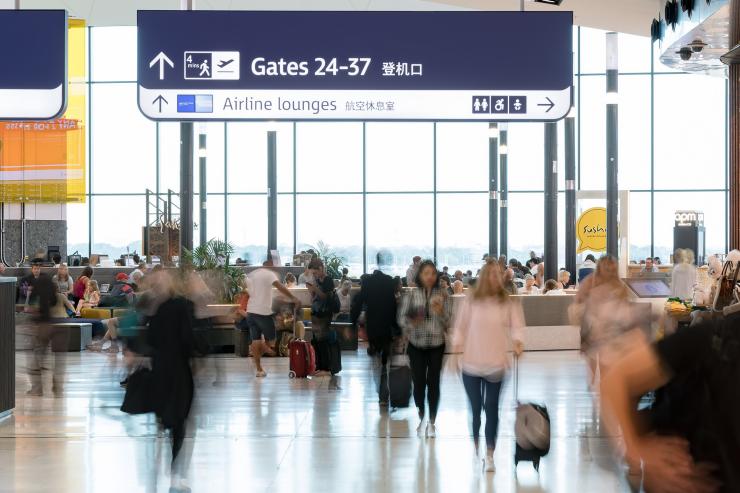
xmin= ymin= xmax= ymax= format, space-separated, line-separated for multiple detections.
xmin=351 ymin=270 xmax=399 ymax=342
xmin=147 ymin=296 xmax=195 ymax=429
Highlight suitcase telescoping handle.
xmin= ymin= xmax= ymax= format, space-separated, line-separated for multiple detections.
xmin=513 ymin=352 xmax=520 ymax=404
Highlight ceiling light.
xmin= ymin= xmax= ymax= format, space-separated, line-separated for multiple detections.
xmin=533 ymin=0 xmax=565 ymax=5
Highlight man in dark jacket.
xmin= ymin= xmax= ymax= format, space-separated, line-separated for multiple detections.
xmin=351 ymin=250 xmax=400 ymax=406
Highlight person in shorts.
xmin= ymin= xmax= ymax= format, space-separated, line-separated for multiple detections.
xmin=246 ymin=260 xmax=299 ymax=378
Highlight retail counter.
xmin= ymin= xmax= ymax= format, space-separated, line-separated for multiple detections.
xmin=0 ymin=277 xmax=16 ymax=417
xmin=282 ymin=288 xmax=582 ymax=352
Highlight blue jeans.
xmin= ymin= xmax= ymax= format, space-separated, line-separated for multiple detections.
xmin=462 ymin=372 xmax=503 ymax=449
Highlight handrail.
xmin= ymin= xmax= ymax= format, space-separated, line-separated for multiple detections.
xmin=144 ymin=189 xmax=183 ymax=263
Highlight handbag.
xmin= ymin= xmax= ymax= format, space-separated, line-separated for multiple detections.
xmin=120 ymin=367 xmax=154 ymax=415
xmin=712 ymin=261 xmax=739 ymax=312
xmin=312 ymin=289 xmax=340 ymax=317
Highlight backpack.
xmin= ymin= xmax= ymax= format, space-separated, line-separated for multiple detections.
xmin=99 ymin=282 xmax=133 ymax=307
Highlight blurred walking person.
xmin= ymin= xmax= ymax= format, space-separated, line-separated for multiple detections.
xmin=351 ymin=251 xmax=400 ymax=406
xmin=574 ymin=255 xmax=639 ymax=386
xmin=398 ymin=259 xmax=451 ymax=438
xmin=452 ymin=261 xmax=524 ymax=472
xmin=146 ymin=272 xmax=196 ymax=491
xmin=25 ymin=260 xmax=70 ymax=397
xmin=601 ymin=311 xmax=740 ymax=493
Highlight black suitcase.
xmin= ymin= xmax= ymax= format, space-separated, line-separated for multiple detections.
xmin=513 ymin=355 xmax=551 ymax=472
xmin=332 ymin=320 xmax=358 ymax=351
xmin=388 ymin=364 xmax=412 ymax=409
xmin=312 ymin=336 xmax=342 ymax=375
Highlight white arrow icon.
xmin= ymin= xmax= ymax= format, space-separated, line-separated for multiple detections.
xmin=149 ymin=51 xmax=174 ymax=80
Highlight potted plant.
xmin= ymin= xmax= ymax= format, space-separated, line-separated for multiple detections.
xmin=308 ymin=241 xmax=346 ymax=279
xmin=181 ymin=238 xmax=245 ymax=322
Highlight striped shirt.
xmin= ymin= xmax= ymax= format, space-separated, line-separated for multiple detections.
xmin=398 ymin=287 xmax=452 ymax=349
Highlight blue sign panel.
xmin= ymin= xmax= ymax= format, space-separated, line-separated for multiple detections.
xmin=0 ymin=10 xmax=67 ymax=120
xmin=137 ymin=10 xmax=572 ymax=121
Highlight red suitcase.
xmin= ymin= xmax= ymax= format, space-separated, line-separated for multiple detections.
xmin=288 ymin=339 xmax=316 ymax=378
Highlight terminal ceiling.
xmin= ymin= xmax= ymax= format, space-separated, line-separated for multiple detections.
xmin=16 ymin=0 xmax=660 ymax=35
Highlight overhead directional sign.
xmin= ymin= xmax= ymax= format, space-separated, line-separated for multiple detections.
xmin=137 ymin=10 xmax=572 ymax=122
xmin=0 ymin=10 xmax=67 ymax=121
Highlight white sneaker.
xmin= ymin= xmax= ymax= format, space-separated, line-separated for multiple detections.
xmin=256 ymin=370 xmax=267 ymax=378
xmin=484 ymin=454 xmax=496 ymax=473
xmin=170 ymin=474 xmax=191 ymax=492
xmin=426 ymin=422 xmax=436 ymax=438
xmin=416 ymin=419 xmax=425 ymax=436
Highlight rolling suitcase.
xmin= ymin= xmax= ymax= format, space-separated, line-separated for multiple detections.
xmin=513 ymin=354 xmax=551 ymax=472
xmin=388 ymin=339 xmax=412 ymax=409
xmin=312 ymin=334 xmax=342 ymax=375
xmin=288 ymin=339 xmax=316 ymax=378
xmin=288 ymin=303 xmax=316 ymax=378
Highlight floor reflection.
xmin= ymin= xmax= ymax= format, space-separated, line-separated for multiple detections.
xmin=0 ymin=350 xmax=632 ymax=492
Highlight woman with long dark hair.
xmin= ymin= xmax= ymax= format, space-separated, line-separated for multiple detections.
xmin=452 ymin=261 xmax=525 ymax=472
xmin=72 ymin=266 xmax=93 ymax=304
xmin=398 ymin=259 xmax=451 ymax=438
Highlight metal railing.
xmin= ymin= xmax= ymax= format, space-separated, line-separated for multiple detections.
xmin=144 ymin=189 xmax=181 ymax=263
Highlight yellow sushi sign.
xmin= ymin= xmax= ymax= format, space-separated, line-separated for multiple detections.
xmin=576 ymin=207 xmax=607 ymax=253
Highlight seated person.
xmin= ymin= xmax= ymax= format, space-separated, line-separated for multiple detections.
xmin=335 ymin=280 xmax=353 ymax=322
xmin=558 ymin=269 xmax=572 ymax=289
xmin=641 ymin=257 xmax=659 ymax=273
xmin=129 ymin=270 xmax=144 ymax=291
xmin=51 ymin=292 xmax=77 ymax=318
xmin=439 ymin=275 xmax=453 ymax=295
xmin=128 ymin=261 xmax=146 ymax=283
xmin=543 ymin=279 xmax=564 ymax=295
xmin=518 ymin=274 xmax=541 ymax=295
xmin=72 ymin=267 xmax=94 ymax=304
xmin=235 ymin=286 xmax=249 ymax=324
xmin=52 ymin=263 xmax=73 ymax=298
xmin=18 ymin=259 xmax=43 ymax=304
xmin=452 ymin=280 xmax=465 ymax=295
xmin=503 ymin=268 xmax=518 ymax=295
xmin=284 ymin=272 xmax=297 ymax=288
xmin=52 ymin=253 xmax=62 ymax=267
xmin=76 ymin=279 xmax=100 ymax=315
xmin=297 ymin=266 xmax=311 ymax=286
xmin=463 ymin=270 xmax=474 ymax=286
xmin=578 ymin=254 xmax=597 ymax=283
xmin=99 ymin=273 xmax=134 ymax=307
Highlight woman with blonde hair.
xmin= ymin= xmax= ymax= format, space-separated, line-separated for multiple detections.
xmin=75 ymin=279 xmax=101 ymax=315
xmin=452 ymin=261 xmax=525 ymax=472
xmin=52 ymin=263 xmax=73 ymax=297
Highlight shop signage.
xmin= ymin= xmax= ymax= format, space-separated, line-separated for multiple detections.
xmin=137 ymin=10 xmax=573 ymax=121
xmin=576 ymin=207 xmax=607 ymax=253
xmin=0 ymin=10 xmax=67 ymax=120
xmin=674 ymin=210 xmax=703 ymax=227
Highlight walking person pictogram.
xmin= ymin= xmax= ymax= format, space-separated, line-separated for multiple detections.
xmin=199 ymin=59 xmax=210 ymax=77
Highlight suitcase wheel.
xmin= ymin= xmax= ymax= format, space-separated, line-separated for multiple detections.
xmin=288 ymin=371 xmax=296 ymax=379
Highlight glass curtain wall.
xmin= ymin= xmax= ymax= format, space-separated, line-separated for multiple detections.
xmin=72 ymin=26 xmax=728 ymax=276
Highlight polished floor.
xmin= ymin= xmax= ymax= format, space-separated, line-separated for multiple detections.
xmin=0 ymin=348 xmax=632 ymax=493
